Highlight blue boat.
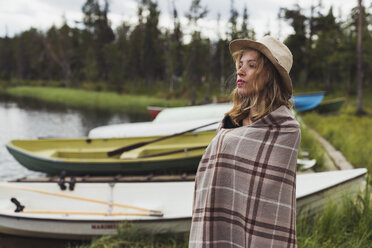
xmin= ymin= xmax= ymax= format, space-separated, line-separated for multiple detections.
xmin=293 ymin=92 xmax=325 ymax=112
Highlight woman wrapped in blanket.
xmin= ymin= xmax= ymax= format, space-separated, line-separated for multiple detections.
xmin=189 ymin=36 xmax=301 ymax=248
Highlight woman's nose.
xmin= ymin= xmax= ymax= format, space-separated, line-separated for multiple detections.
xmin=237 ymin=66 xmax=245 ymax=76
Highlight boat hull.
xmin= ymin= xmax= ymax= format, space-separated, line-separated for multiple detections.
xmin=0 ymin=214 xmax=190 ymax=239
xmin=0 ymin=181 xmax=194 ymax=239
xmin=316 ymin=97 xmax=345 ymax=113
xmin=0 ymin=169 xmax=367 ymax=239
xmin=153 ymin=103 xmax=232 ymax=123
xmin=6 ymin=145 xmax=202 ymax=175
xmin=147 ymin=106 xmax=165 ymax=119
xmin=89 ymin=118 xmax=220 ymax=138
xmin=296 ymin=168 xmax=367 ymax=216
xmin=6 ymin=131 xmax=215 ymax=176
xmin=293 ymin=92 xmax=325 ymax=112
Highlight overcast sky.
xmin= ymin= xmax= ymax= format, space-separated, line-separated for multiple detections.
xmin=0 ymin=0 xmax=368 ymax=41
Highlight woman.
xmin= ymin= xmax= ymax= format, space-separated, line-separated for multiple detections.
xmin=189 ymin=36 xmax=301 ymax=248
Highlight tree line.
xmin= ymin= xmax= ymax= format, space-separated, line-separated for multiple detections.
xmin=0 ymin=0 xmax=370 ymax=102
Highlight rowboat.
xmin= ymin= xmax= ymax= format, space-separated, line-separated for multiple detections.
xmin=153 ymin=103 xmax=231 ymax=123
xmin=89 ymin=95 xmax=318 ymax=139
xmin=0 ymin=181 xmax=194 ymax=239
xmin=147 ymin=106 xmax=165 ymax=119
xmin=6 ymin=126 xmax=308 ymax=176
xmin=297 ymin=158 xmax=316 ymax=171
xmin=88 ymin=103 xmax=230 ymax=138
xmin=293 ymin=92 xmax=325 ymax=112
xmin=89 ymin=118 xmax=220 ymax=138
xmin=6 ymin=130 xmax=216 ymax=176
xmin=0 ymin=168 xmax=366 ymax=239
xmin=296 ymin=168 xmax=367 ymax=217
xmin=316 ymin=97 xmax=345 ymax=113
xmin=153 ymin=93 xmax=324 ymax=121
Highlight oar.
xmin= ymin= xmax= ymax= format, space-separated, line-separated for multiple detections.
xmin=0 ymin=183 xmax=163 ymax=217
xmin=3 ymin=209 xmax=160 ymax=216
xmin=107 ymin=121 xmax=219 ymax=157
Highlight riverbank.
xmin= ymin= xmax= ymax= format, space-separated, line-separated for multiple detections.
xmin=1 ymin=86 xmax=189 ymax=115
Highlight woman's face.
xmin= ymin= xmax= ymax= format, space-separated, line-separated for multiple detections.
xmin=236 ymin=50 xmax=265 ymax=97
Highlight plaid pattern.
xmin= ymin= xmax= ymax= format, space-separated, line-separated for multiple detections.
xmin=189 ymin=106 xmax=301 ymax=248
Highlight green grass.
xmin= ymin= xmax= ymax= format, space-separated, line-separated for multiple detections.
xmin=303 ymin=112 xmax=372 ymax=178
xmin=299 ymin=125 xmax=326 ymax=171
xmin=301 ymin=89 xmax=372 ymax=177
xmin=297 ymin=184 xmax=372 ymax=248
xmin=2 ymin=86 xmax=189 ymax=115
xmin=77 ymin=224 xmax=189 ymax=248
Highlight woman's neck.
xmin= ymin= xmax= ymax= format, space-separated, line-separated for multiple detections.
xmin=243 ymin=108 xmax=257 ymax=126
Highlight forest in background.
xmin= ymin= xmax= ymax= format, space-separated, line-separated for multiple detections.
xmin=0 ymin=0 xmax=371 ymax=104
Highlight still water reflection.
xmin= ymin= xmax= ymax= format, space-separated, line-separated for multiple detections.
xmin=0 ymin=97 xmax=150 ymax=180
xmin=0 ymin=96 xmax=150 ymax=247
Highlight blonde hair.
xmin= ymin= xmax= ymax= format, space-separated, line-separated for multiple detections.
xmin=226 ymin=49 xmax=293 ymax=126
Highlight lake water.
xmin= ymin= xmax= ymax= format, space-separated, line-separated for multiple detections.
xmin=0 ymin=96 xmax=149 ymax=247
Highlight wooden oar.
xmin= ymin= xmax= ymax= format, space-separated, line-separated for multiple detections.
xmin=3 ymin=209 xmax=160 ymax=216
xmin=0 ymin=183 xmax=163 ymax=217
xmin=107 ymin=121 xmax=219 ymax=157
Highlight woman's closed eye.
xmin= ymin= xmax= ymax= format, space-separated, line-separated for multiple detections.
xmin=249 ymin=63 xmax=257 ymax=68
xmin=239 ymin=62 xmax=257 ymax=70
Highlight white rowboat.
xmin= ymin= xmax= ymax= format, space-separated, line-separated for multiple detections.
xmin=88 ymin=103 xmax=232 ymax=138
xmin=296 ymin=168 xmax=367 ymax=216
xmin=0 ymin=181 xmax=194 ymax=239
xmin=89 ymin=118 xmax=220 ymax=138
xmin=0 ymin=168 xmax=367 ymax=239
xmin=152 ymin=103 xmax=232 ymax=123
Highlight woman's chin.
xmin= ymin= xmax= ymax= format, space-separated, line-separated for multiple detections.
xmin=237 ymin=88 xmax=252 ymax=97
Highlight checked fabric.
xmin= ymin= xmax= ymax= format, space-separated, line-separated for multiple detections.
xmin=189 ymin=105 xmax=301 ymax=248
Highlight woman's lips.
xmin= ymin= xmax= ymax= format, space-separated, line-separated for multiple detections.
xmin=237 ymin=79 xmax=245 ymax=86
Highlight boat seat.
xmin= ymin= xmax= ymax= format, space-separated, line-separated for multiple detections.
xmin=120 ymin=143 xmax=206 ymax=160
xmin=51 ymin=150 xmax=108 ymax=159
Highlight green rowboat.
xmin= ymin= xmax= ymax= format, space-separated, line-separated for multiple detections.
xmin=6 ymin=131 xmax=216 ymax=176
xmin=316 ymin=97 xmax=345 ymax=113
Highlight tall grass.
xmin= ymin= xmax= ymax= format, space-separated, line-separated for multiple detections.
xmin=3 ymin=87 xmax=189 ymax=115
xmin=299 ymin=125 xmax=326 ymax=171
xmin=303 ymin=112 xmax=372 ymax=178
xmin=78 ymin=224 xmax=189 ymax=248
xmin=297 ymin=184 xmax=372 ymax=248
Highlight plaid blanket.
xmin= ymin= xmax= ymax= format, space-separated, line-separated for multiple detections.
xmin=189 ymin=105 xmax=301 ymax=248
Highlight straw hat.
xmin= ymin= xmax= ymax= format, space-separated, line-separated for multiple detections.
xmin=229 ymin=36 xmax=293 ymax=96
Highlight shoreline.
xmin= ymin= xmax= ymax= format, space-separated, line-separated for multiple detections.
xmin=0 ymin=86 xmax=189 ymax=115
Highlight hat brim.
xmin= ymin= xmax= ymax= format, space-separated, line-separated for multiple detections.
xmin=229 ymin=39 xmax=292 ymax=96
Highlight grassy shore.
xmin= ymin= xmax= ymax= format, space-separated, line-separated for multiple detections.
xmin=1 ymin=86 xmax=189 ymax=115
xmin=78 ymin=229 xmax=189 ymax=248
xmin=297 ymin=184 xmax=372 ymax=248
xmin=297 ymin=88 xmax=372 ymax=175
xmin=303 ymin=111 xmax=372 ymax=178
